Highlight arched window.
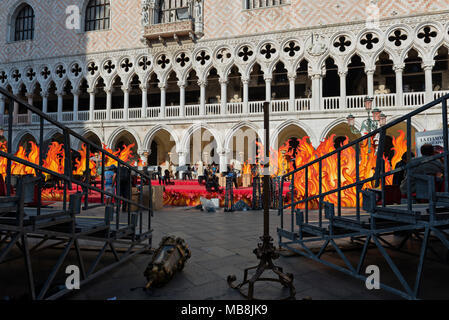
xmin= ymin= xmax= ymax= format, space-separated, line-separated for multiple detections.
xmin=14 ymin=4 xmax=35 ymax=41
xmin=85 ymin=0 xmax=110 ymax=31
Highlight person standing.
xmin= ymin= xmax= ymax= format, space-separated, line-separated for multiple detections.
xmin=118 ymin=165 xmax=131 ymax=212
xmin=104 ymin=165 xmax=116 ymax=206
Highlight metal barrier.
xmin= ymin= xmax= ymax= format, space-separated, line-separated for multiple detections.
xmin=0 ymin=87 xmax=153 ymax=300
xmin=278 ymin=93 xmax=449 ymax=299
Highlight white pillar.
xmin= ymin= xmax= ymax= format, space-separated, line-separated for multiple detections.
xmin=178 ymin=81 xmax=186 ymax=117
xmin=264 ymin=75 xmax=272 ymax=102
xmin=178 ymin=151 xmax=187 ymax=178
xmin=319 ymin=77 xmax=323 ymax=104
xmin=72 ymin=90 xmax=79 ymax=122
xmin=12 ymin=88 xmax=19 ymax=124
xmin=219 ymin=151 xmax=227 ymax=173
xmin=242 ymin=78 xmax=249 ymax=114
xmin=339 ymin=71 xmax=347 ymax=109
xmin=159 ymin=83 xmax=166 ymax=118
xmin=123 ymin=86 xmax=129 ymax=120
xmin=220 ymin=78 xmax=228 ymax=115
xmin=394 ymin=65 xmax=404 ymax=107
xmin=26 ymin=93 xmax=33 ymax=124
xmin=366 ymin=69 xmax=375 ymax=98
xmin=288 ymin=74 xmax=296 ymax=112
xmin=106 ymin=88 xmax=112 ymax=121
xmin=199 ymin=80 xmax=206 ymax=116
xmin=88 ymin=89 xmax=95 ymax=121
xmin=423 ymin=63 xmax=434 ymax=103
xmin=0 ymin=95 xmax=5 ymax=125
xmin=57 ymin=91 xmax=63 ymax=122
xmin=141 ymin=85 xmax=148 ymax=119
xmin=311 ymin=74 xmax=321 ymax=111
xmin=41 ymin=92 xmax=48 ymax=114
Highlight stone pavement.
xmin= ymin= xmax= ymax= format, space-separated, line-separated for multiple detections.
xmin=2 ymin=205 xmax=449 ymax=300
xmin=65 ymin=206 xmax=449 ymax=300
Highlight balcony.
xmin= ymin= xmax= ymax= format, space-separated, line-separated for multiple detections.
xmin=13 ymin=91 xmax=449 ymax=126
xmin=143 ymin=19 xmax=194 ymax=41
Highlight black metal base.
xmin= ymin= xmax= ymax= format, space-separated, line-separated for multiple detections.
xmin=227 ymin=235 xmax=296 ymax=300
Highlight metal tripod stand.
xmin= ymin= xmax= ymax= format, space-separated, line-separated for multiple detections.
xmin=227 ymin=101 xmax=296 ymax=300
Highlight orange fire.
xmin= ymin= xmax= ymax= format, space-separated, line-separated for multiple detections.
xmin=242 ymin=160 xmax=251 ymax=175
xmin=0 ymin=141 xmax=137 ymax=180
xmin=103 ymin=143 xmax=136 ymax=167
xmin=73 ymin=144 xmax=96 ymax=176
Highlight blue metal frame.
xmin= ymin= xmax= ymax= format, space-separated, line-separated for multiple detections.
xmin=278 ymin=94 xmax=449 ymax=300
xmin=0 ymin=87 xmax=153 ymax=300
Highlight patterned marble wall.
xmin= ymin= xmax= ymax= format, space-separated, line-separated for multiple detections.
xmin=203 ymin=0 xmax=449 ymax=39
xmin=1 ymin=0 xmax=448 ymax=64
xmin=0 ymin=0 xmax=145 ymax=63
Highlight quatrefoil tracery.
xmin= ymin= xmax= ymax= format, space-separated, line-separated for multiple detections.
xmin=260 ymin=44 xmax=276 ymax=60
xmin=238 ymin=46 xmax=254 ymax=62
xmin=388 ymin=29 xmax=408 ymax=47
xmin=418 ymin=26 xmax=438 ymax=44
xmin=333 ymin=36 xmax=351 ymax=52
xmin=360 ymin=33 xmax=379 ymax=50
xmin=176 ymin=53 xmax=190 ymax=67
xmin=283 ymin=41 xmax=300 ymax=57
xmin=196 ymin=51 xmax=211 ymax=66
xmin=138 ymin=56 xmax=151 ymax=71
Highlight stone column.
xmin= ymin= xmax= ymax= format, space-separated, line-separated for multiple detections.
xmin=159 ymin=83 xmax=166 ymax=118
xmin=220 ymin=78 xmax=228 ymax=115
xmin=26 ymin=92 xmax=33 ymax=123
xmin=57 ymin=90 xmax=63 ymax=122
xmin=123 ymin=86 xmax=129 ymax=120
xmin=41 ymin=91 xmax=49 ymax=114
xmin=339 ymin=70 xmax=347 ymax=109
xmin=0 ymin=95 xmax=5 ymax=126
xmin=366 ymin=68 xmax=375 ymax=98
xmin=242 ymin=77 xmax=249 ymax=114
xmin=88 ymin=89 xmax=95 ymax=121
xmin=178 ymin=151 xmax=187 ymax=178
xmin=72 ymin=90 xmax=79 ymax=122
xmin=423 ymin=62 xmax=435 ymax=103
xmin=264 ymin=75 xmax=272 ymax=102
xmin=141 ymin=85 xmax=148 ymax=119
xmin=12 ymin=88 xmax=19 ymax=124
xmin=394 ymin=65 xmax=404 ymax=107
xmin=219 ymin=150 xmax=227 ymax=173
xmin=288 ymin=74 xmax=296 ymax=112
xmin=105 ymin=88 xmax=112 ymax=121
xmin=198 ymin=80 xmax=207 ymax=116
xmin=178 ymin=81 xmax=186 ymax=117
xmin=310 ymin=74 xmax=322 ymax=111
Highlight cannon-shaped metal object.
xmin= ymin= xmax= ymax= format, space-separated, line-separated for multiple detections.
xmin=144 ymin=236 xmax=191 ymax=289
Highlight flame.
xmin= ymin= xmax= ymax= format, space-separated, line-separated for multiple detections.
xmin=0 ymin=141 xmax=137 ymax=180
xmin=242 ymin=160 xmax=251 ymax=175
xmin=73 ymin=144 xmax=96 ymax=176
xmin=103 ymin=143 xmax=135 ymax=167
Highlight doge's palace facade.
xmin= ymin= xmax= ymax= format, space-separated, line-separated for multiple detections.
xmin=1 ymin=0 xmax=449 ymax=170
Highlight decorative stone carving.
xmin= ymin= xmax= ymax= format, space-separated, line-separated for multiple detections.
xmin=141 ymin=0 xmax=151 ymax=27
xmin=307 ymin=34 xmax=327 ymax=56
